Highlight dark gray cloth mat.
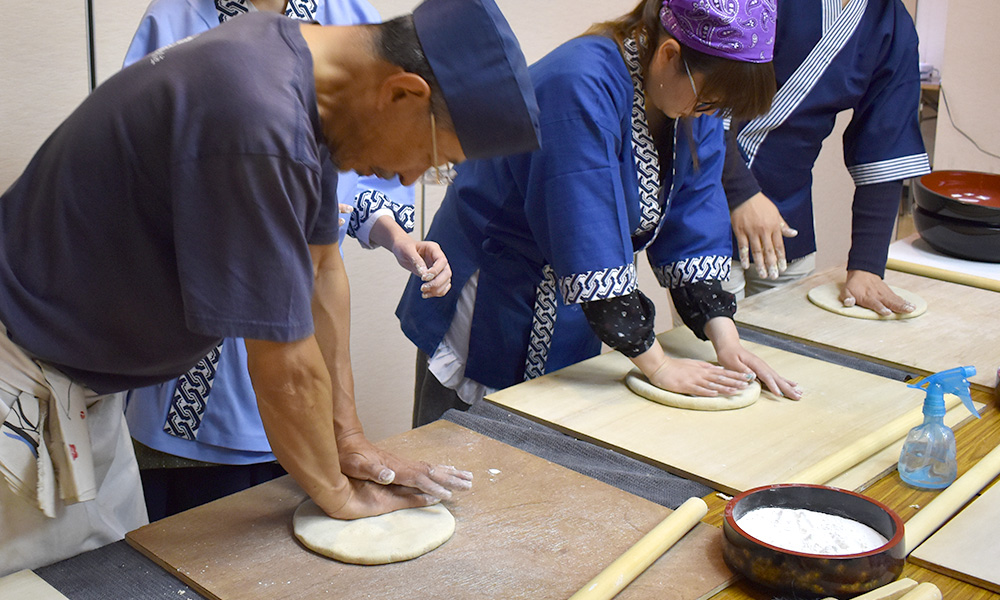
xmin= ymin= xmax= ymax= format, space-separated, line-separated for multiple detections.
xmin=444 ymin=400 xmax=712 ymax=509
xmin=736 ymin=326 xmax=918 ymax=382
xmin=35 ymin=539 xmax=205 ymax=600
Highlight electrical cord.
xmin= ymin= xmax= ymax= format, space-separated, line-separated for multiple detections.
xmin=939 ymin=85 xmax=1000 ymax=160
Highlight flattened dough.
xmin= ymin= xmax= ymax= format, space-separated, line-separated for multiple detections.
xmin=807 ymin=282 xmax=927 ymax=320
xmin=624 ymin=369 xmax=761 ymax=411
xmin=292 ymin=500 xmax=455 ymax=565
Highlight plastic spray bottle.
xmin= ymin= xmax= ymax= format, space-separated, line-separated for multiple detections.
xmin=898 ymin=366 xmax=979 ymax=489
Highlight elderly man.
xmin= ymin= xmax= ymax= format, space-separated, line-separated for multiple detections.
xmin=0 ymin=0 xmax=539 ymax=575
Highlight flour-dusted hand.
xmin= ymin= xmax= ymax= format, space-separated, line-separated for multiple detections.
xmin=646 ymin=356 xmax=750 ymax=397
xmin=704 ymin=317 xmax=802 ymax=400
xmin=314 ymin=475 xmax=441 ymax=520
xmin=714 ymin=343 xmax=802 ymax=400
xmin=338 ymin=203 xmax=354 ymax=227
xmin=392 ymin=238 xmax=452 ymax=298
xmin=336 ymin=432 xmax=472 ymax=501
xmin=841 ymin=270 xmax=915 ymax=316
xmin=730 ymin=192 xmax=797 ymax=279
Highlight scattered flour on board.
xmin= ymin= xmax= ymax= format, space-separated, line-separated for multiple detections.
xmin=736 ymin=507 xmax=888 ymax=555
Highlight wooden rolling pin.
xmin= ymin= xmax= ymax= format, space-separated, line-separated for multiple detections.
xmin=785 ymin=395 xmax=962 ymax=485
xmin=903 ymin=441 xmax=1000 ymax=555
xmin=569 ymin=496 xmax=708 ymax=600
xmin=820 ymin=578 xmax=918 ymax=600
xmin=886 ymin=258 xmax=1000 ymax=293
xmin=897 ymin=582 xmax=942 ymax=600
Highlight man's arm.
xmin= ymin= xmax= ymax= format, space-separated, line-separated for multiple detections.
xmin=307 ymin=242 xmax=472 ymax=498
xmin=246 ymin=334 xmax=434 ymax=518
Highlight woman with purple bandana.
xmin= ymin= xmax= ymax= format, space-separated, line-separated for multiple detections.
xmin=398 ymin=0 xmax=803 ymax=427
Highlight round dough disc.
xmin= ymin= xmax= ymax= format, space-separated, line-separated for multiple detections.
xmin=806 ymin=282 xmax=927 ymax=320
xmin=292 ymin=500 xmax=455 ymax=565
xmin=624 ymin=369 xmax=761 ymax=411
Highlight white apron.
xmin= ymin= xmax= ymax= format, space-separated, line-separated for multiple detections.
xmin=0 ymin=325 xmax=147 ymax=576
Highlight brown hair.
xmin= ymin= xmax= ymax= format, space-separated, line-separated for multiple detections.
xmin=584 ymin=0 xmax=776 ymax=121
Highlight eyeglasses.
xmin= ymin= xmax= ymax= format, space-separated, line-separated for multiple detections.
xmin=421 ymin=113 xmax=457 ymax=186
xmin=683 ymin=58 xmax=715 ymax=115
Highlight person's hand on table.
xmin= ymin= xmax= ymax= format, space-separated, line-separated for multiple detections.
xmin=646 ymin=356 xmax=752 ymax=397
xmin=841 ymin=270 xmax=915 ymax=316
xmin=714 ymin=344 xmax=803 ymax=400
xmin=392 ymin=237 xmax=452 ymax=298
xmin=730 ymin=192 xmax=797 ymax=279
xmin=336 ymin=431 xmax=473 ymax=501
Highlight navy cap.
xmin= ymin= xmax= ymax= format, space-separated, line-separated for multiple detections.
xmin=413 ymin=0 xmax=541 ymax=160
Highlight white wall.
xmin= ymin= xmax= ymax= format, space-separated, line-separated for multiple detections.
xmin=931 ymin=0 xmax=1000 ymax=174
xmin=0 ymin=5 xmax=90 ymax=190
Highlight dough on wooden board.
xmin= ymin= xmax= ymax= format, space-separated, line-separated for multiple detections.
xmin=624 ymin=369 xmax=761 ymax=411
xmin=292 ymin=500 xmax=455 ymax=565
xmin=807 ymin=282 xmax=927 ymax=320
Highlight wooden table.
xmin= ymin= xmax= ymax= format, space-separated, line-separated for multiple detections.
xmin=733 ymin=266 xmax=1000 ymax=392
xmin=126 ymin=421 xmax=734 ymax=600
xmin=702 ymin=386 xmax=1000 ymax=600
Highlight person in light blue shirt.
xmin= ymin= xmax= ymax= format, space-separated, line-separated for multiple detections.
xmin=122 ymin=0 xmax=452 ymax=520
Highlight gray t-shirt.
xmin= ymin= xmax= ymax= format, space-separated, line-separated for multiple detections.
xmin=0 ymin=13 xmax=339 ymax=392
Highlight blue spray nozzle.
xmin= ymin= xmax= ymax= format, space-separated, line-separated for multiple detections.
xmin=907 ymin=365 xmax=979 ymax=419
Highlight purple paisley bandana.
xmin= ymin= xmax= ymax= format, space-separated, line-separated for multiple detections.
xmin=660 ymin=0 xmax=775 ymax=63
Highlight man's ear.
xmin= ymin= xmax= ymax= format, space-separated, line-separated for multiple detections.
xmin=377 ymin=72 xmax=431 ymax=110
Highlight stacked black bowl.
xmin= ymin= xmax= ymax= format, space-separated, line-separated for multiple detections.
xmin=912 ymin=170 xmax=1000 ymax=263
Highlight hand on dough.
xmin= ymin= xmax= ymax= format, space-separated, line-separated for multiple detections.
xmin=647 ymin=356 xmax=751 ymax=397
xmin=321 ymin=476 xmax=441 ymax=520
xmin=336 ymin=431 xmax=473 ymax=501
xmin=715 ymin=344 xmax=802 ymax=400
xmin=841 ymin=270 xmax=915 ymax=316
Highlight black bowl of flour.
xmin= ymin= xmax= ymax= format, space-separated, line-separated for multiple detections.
xmin=722 ymin=483 xmax=905 ymax=598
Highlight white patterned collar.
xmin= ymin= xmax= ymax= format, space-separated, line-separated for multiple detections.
xmin=215 ymin=0 xmax=316 ymax=23
xmin=621 ymin=35 xmax=663 ymax=237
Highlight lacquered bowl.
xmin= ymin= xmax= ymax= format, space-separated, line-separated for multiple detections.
xmin=913 ymin=205 xmax=1000 ymax=263
xmin=722 ymin=484 xmax=905 ymax=598
xmin=913 ymin=170 xmax=1000 ymax=225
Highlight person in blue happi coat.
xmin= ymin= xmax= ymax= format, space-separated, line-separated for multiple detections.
xmin=398 ymin=0 xmax=805 ymax=428
xmin=724 ymin=0 xmax=930 ymax=315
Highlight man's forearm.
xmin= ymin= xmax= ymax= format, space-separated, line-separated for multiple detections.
xmin=246 ymin=336 xmax=351 ymax=514
xmin=309 ymin=243 xmax=365 ymax=439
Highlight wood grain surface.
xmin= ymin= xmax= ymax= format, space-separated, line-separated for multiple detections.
xmin=702 ymin=391 xmax=1000 ymax=600
xmin=486 ymin=327 xmax=977 ymax=495
xmin=733 ymin=266 xmax=1000 ymax=392
xmin=909 ymin=478 xmax=1000 ymax=593
xmin=126 ymin=421 xmax=735 ymax=600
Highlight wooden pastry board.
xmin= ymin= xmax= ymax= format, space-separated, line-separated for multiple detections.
xmin=126 ymin=421 xmax=734 ymax=600
xmin=734 ymin=266 xmax=1000 ymax=392
xmin=486 ymin=328 xmax=980 ymax=495
xmin=909 ymin=480 xmax=1000 ymax=593
xmin=0 ymin=570 xmax=69 ymax=600
xmin=887 ymin=233 xmax=1000 ymax=292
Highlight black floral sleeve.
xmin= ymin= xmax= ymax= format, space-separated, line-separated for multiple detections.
xmin=670 ymin=280 xmax=737 ymax=341
xmin=580 ymin=290 xmax=656 ymax=358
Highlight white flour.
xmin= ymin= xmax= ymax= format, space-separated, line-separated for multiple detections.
xmin=736 ymin=506 xmax=888 ymax=555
